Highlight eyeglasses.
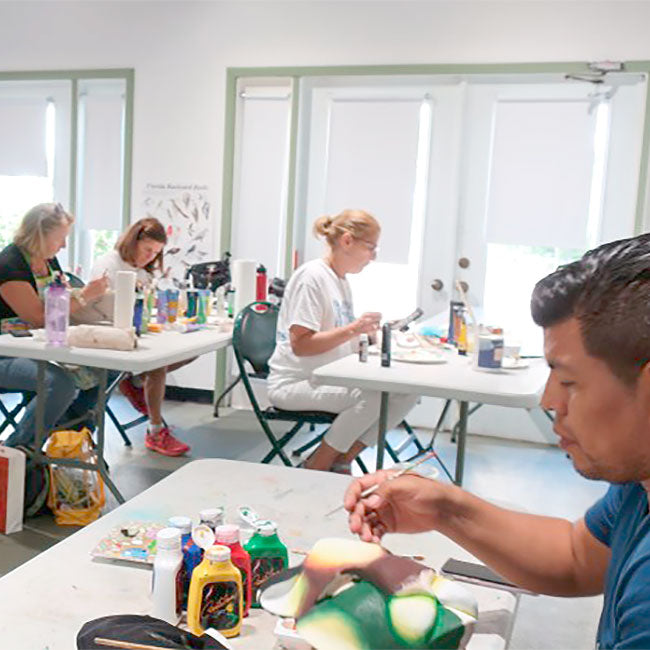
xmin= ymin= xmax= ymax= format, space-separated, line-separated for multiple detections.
xmin=355 ymin=238 xmax=380 ymax=253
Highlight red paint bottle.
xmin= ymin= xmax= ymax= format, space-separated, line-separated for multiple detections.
xmin=214 ymin=524 xmax=252 ymax=616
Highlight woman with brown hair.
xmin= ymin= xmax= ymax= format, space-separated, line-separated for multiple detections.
xmin=90 ymin=217 xmax=193 ymax=456
xmin=267 ymin=209 xmax=417 ymax=472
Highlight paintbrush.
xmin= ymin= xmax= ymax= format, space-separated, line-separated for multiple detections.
xmin=455 ymin=280 xmax=477 ymax=327
xmin=325 ymin=450 xmax=438 ymax=517
xmin=94 ymin=638 xmax=170 ymax=650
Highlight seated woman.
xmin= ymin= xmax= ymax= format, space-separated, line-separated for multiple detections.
xmin=90 ymin=217 xmax=194 ymax=457
xmin=267 ymin=209 xmax=418 ymax=472
xmin=0 ymin=202 xmax=109 ymax=448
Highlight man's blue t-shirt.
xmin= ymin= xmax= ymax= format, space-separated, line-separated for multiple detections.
xmin=585 ymin=482 xmax=650 ymax=648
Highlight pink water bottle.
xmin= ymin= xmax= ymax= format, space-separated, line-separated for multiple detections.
xmin=45 ymin=274 xmax=70 ymax=346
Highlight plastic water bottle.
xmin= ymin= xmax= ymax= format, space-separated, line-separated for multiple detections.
xmin=45 ymin=274 xmax=70 ymax=346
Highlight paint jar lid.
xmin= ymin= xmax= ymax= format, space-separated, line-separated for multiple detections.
xmin=199 ymin=507 xmax=225 ymax=527
xmin=156 ymin=527 xmax=181 ymax=550
xmin=214 ymin=524 xmax=240 ymax=545
xmin=168 ymin=516 xmax=192 ymax=534
xmin=192 ymin=524 xmax=216 ymax=550
xmin=255 ymin=521 xmax=277 ymax=536
xmin=206 ymin=544 xmax=231 ymax=563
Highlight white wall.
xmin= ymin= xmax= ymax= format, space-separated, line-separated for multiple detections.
xmin=2 ymin=0 xmax=650 ymax=403
xmin=3 ymin=0 xmax=650 ymax=255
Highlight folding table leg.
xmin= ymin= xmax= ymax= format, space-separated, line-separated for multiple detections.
xmin=454 ymin=401 xmax=469 ymax=486
xmin=94 ymin=368 xmax=125 ymax=504
xmin=375 ymin=392 xmax=389 ymax=470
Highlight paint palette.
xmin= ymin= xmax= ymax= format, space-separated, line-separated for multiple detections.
xmin=393 ymin=348 xmax=447 ymax=364
xmin=91 ymin=521 xmax=164 ymax=564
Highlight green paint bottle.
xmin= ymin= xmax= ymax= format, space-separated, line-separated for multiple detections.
xmin=244 ymin=521 xmax=288 ymax=607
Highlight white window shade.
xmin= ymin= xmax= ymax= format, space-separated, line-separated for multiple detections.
xmin=323 ymin=98 xmax=421 ymax=264
xmin=0 ymin=97 xmax=48 ymax=176
xmin=486 ymin=99 xmax=597 ymax=249
xmin=232 ymin=91 xmax=290 ymax=279
xmin=77 ymin=93 xmax=124 ymax=230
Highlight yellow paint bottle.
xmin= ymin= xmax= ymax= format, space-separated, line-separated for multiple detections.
xmin=187 ymin=544 xmax=243 ymax=638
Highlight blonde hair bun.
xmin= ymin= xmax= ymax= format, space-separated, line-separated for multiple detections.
xmin=312 ymin=209 xmax=380 ymax=248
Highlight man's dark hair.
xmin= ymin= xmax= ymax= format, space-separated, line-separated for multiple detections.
xmin=531 ymin=233 xmax=650 ymax=384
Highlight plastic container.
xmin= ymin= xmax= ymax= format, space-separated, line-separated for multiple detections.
xmin=151 ymin=527 xmax=183 ymax=624
xmin=45 ymin=274 xmax=70 ymax=346
xmin=186 ymin=290 xmax=199 ymax=319
xmin=359 ymin=333 xmax=369 ymax=362
xmin=168 ymin=515 xmax=202 ymax=609
xmin=156 ymin=290 xmax=168 ymax=324
xmin=187 ymin=545 xmax=243 ymax=638
xmin=256 ymin=264 xmax=267 ymax=301
xmin=199 ymin=507 xmax=225 ymax=531
xmin=244 ymin=521 xmax=288 ymax=607
xmin=166 ymin=289 xmax=179 ymax=323
xmin=214 ymin=524 xmax=252 ymax=617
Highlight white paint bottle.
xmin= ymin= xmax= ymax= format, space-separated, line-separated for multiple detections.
xmin=152 ymin=527 xmax=184 ymax=624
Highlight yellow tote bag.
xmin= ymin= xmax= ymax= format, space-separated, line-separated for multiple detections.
xmin=45 ymin=428 xmax=105 ymax=526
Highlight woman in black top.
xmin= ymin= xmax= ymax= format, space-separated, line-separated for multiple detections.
xmin=0 ymin=202 xmax=108 ymax=447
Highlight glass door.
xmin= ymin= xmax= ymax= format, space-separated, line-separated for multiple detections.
xmin=452 ymin=74 xmax=647 ymax=354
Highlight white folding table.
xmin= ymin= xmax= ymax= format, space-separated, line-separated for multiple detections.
xmin=312 ymin=351 xmax=550 ymax=484
xmin=0 ymin=459 xmax=519 ymax=649
xmin=0 ymin=326 xmax=232 ymax=503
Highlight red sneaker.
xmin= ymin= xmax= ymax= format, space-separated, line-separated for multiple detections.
xmin=145 ymin=427 xmax=190 ymax=457
xmin=119 ymin=377 xmax=148 ymax=415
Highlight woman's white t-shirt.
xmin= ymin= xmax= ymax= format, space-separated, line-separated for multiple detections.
xmin=268 ymin=258 xmax=356 ymax=391
xmin=91 ymin=249 xmax=151 ymax=288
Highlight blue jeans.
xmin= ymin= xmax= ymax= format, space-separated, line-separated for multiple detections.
xmin=0 ymin=357 xmax=76 ymax=447
xmin=0 ymin=357 xmax=119 ymax=447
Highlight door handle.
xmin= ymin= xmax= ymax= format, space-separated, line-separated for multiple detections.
xmin=431 ymin=279 xmax=444 ymax=291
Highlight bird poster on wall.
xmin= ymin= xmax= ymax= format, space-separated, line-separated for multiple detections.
xmin=141 ymin=182 xmax=212 ymax=286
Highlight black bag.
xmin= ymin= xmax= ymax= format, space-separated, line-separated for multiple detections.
xmin=77 ymin=615 xmax=227 ymax=649
xmin=15 ymin=444 xmax=49 ymax=518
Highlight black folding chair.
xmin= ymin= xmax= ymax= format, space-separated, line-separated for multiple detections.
xmin=233 ymin=302 xmax=414 ymax=472
xmin=233 ymin=302 xmax=335 ymax=466
xmin=0 ymin=389 xmax=33 ymax=438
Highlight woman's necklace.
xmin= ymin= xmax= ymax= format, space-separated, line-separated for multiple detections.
xmin=30 ymin=257 xmax=49 ymax=277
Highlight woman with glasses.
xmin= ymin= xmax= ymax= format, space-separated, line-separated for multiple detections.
xmin=0 ymin=202 xmax=110 ymax=448
xmin=268 ymin=209 xmax=417 ymax=472
xmin=90 ymin=217 xmax=193 ymax=457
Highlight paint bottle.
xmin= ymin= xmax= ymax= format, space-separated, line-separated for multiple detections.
xmin=186 ymin=289 xmax=199 ymax=319
xmin=151 ymin=527 xmax=183 ymax=624
xmin=187 ymin=545 xmax=243 ymax=638
xmin=132 ymin=294 xmax=144 ymax=335
xmin=227 ymin=288 xmax=236 ymax=318
xmin=168 ymin=515 xmax=202 ymax=609
xmin=244 ymin=521 xmax=288 ymax=607
xmin=359 ymin=333 xmax=369 ymax=362
xmin=196 ymin=289 xmax=207 ymax=325
xmin=140 ymin=288 xmax=151 ymax=333
xmin=381 ymin=323 xmax=391 ymax=367
xmin=214 ymin=524 xmax=252 ymax=617
xmin=199 ymin=507 xmax=225 ymax=532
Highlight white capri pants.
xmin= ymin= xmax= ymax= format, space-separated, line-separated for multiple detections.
xmin=268 ymin=380 xmax=418 ymax=453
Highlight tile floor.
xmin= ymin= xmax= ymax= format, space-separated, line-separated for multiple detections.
xmin=0 ymin=394 xmax=607 ymax=649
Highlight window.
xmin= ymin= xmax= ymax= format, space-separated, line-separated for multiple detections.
xmin=0 ymin=71 xmax=132 ymax=274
